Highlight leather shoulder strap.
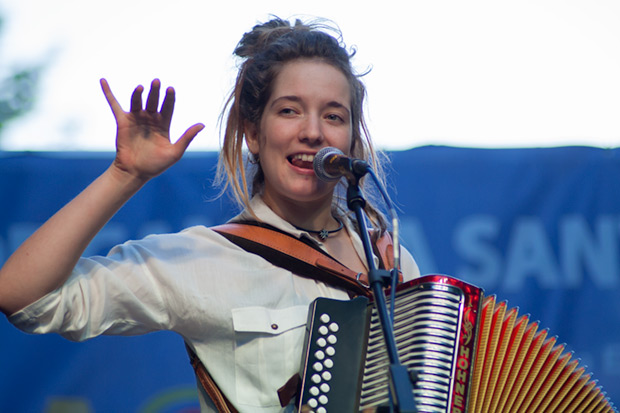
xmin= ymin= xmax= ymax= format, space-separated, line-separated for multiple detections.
xmin=185 ymin=343 xmax=238 ymax=413
xmin=212 ymin=221 xmax=373 ymax=297
xmin=373 ymin=230 xmax=397 ymax=271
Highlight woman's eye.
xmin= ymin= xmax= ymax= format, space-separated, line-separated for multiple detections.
xmin=280 ymin=108 xmax=296 ymax=115
xmin=327 ymin=114 xmax=344 ymax=122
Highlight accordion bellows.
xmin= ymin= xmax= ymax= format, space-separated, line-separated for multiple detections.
xmin=297 ymin=275 xmax=616 ymax=412
xmin=471 ymin=295 xmax=612 ymax=413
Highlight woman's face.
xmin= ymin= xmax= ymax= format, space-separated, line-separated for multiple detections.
xmin=246 ymin=59 xmax=353 ymax=209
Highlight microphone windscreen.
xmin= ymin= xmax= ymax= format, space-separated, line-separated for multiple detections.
xmin=313 ymin=147 xmax=344 ymax=182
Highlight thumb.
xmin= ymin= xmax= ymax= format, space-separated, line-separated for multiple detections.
xmin=173 ymin=123 xmax=205 ymax=154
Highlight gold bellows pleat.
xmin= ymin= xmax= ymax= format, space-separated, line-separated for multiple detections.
xmin=469 ymin=295 xmax=613 ymax=413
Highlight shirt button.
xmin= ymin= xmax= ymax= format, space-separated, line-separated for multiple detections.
xmin=271 ymin=323 xmax=278 ymax=330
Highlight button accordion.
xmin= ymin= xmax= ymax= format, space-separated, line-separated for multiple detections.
xmin=297 ymin=274 xmax=616 ymax=412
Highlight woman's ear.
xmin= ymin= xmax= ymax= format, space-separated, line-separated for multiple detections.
xmin=245 ymin=122 xmax=260 ymax=155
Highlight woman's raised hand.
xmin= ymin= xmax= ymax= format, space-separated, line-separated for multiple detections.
xmin=100 ymin=78 xmax=204 ymax=182
xmin=0 ymin=79 xmax=204 ymax=315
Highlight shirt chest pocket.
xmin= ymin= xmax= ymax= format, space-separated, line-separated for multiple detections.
xmin=231 ymin=305 xmax=309 ymax=408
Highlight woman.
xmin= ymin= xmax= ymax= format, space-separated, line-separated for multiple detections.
xmin=0 ymin=17 xmax=419 ymax=412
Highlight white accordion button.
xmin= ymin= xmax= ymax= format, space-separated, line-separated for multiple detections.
xmin=316 ymin=337 xmax=327 ymax=347
xmin=322 ymin=371 xmax=332 ymax=381
xmin=318 ymin=325 xmax=329 ymax=335
xmin=327 ymin=334 xmax=337 ymax=344
xmin=329 ymin=322 xmax=339 ymax=332
xmin=309 ymin=386 xmax=320 ymax=396
xmin=313 ymin=361 xmax=323 ymax=372
xmin=320 ymin=313 xmax=330 ymax=323
xmin=323 ymin=358 xmax=334 ymax=368
xmin=319 ymin=395 xmax=329 ymax=405
xmin=326 ymin=346 xmax=335 ymax=356
xmin=317 ymin=407 xmax=327 ymax=413
xmin=314 ymin=350 xmax=325 ymax=360
xmin=308 ymin=398 xmax=318 ymax=408
xmin=311 ymin=374 xmax=321 ymax=384
xmin=320 ymin=383 xmax=330 ymax=393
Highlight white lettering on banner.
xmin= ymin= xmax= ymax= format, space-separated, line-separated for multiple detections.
xmin=453 ymin=215 xmax=502 ymax=288
xmin=451 ymin=215 xmax=620 ymax=291
xmin=503 ymin=218 xmax=562 ymax=292
xmin=561 ymin=215 xmax=619 ymax=289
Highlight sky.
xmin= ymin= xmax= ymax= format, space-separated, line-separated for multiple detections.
xmin=0 ymin=0 xmax=619 ymax=152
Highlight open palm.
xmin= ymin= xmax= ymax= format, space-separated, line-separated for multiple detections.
xmin=101 ymin=78 xmax=204 ymax=181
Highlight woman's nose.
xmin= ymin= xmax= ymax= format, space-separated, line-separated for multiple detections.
xmin=299 ymin=115 xmax=324 ymax=144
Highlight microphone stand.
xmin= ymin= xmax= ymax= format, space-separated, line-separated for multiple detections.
xmin=343 ymin=168 xmax=418 ymax=413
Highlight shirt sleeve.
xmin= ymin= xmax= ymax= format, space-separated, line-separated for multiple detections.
xmin=400 ymin=245 xmax=421 ymax=282
xmin=8 ymin=231 xmax=198 ymax=342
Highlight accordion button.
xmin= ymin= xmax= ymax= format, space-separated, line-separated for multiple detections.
xmin=326 ymin=346 xmax=335 ymax=356
xmin=320 ymin=383 xmax=330 ymax=393
xmin=308 ymin=398 xmax=318 ymax=408
xmin=322 ymin=371 xmax=332 ymax=381
xmin=318 ymin=325 xmax=329 ymax=335
xmin=314 ymin=350 xmax=325 ymax=360
xmin=316 ymin=338 xmax=327 ymax=347
xmin=324 ymin=359 xmax=334 ymax=368
xmin=317 ymin=408 xmax=327 ymax=413
xmin=327 ymin=335 xmax=337 ymax=344
xmin=320 ymin=313 xmax=330 ymax=323
xmin=313 ymin=362 xmax=324 ymax=372
xmin=319 ymin=395 xmax=328 ymax=405
xmin=310 ymin=386 xmax=320 ymax=396
xmin=329 ymin=322 xmax=339 ymax=332
xmin=311 ymin=374 xmax=321 ymax=384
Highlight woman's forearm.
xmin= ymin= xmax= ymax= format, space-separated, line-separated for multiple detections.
xmin=0 ymin=165 xmax=147 ymax=315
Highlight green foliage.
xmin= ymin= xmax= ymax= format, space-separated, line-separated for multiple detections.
xmin=0 ymin=14 xmax=41 ymax=135
xmin=0 ymin=68 xmax=40 ymax=130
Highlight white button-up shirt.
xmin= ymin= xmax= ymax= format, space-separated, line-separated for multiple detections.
xmin=10 ymin=196 xmax=420 ymax=412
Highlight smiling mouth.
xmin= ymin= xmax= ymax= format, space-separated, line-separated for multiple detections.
xmin=288 ymin=153 xmax=315 ymax=169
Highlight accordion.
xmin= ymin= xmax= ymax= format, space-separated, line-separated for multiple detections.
xmin=297 ymin=274 xmax=616 ymax=412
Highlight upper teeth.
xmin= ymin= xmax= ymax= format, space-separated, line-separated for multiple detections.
xmin=293 ymin=154 xmax=315 ymax=162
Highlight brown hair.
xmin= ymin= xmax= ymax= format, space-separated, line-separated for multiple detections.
xmin=215 ymin=16 xmax=389 ymax=233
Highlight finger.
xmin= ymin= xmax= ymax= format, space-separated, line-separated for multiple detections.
xmin=130 ymin=85 xmax=145 ymax=113
xmin=100 ymin=78 xmax=123 ymax=115
xmin=173 ymin=123 xmax=205 ymax=154
xmin=146 ymin=79 xmax=161 ymax=113
xmin=160 ymin=87 xmax=176 ymax=122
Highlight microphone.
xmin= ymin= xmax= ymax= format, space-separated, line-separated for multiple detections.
xmin=313 ymin=147 xmax=370 ymax=182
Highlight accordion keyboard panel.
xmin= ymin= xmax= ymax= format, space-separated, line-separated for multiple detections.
xmin=297 ymin=296 xmax=371 ymax=412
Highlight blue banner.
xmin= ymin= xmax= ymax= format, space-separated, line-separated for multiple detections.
xmin=1 ymin=146 xmax=619 ymax=411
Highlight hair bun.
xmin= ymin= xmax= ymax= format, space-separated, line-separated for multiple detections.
xmin=234 ymin=17 xmax=306 ymax=59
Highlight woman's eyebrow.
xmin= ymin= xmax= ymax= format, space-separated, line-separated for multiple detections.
xmin=270 ymin=95 xmax=350 ymax=114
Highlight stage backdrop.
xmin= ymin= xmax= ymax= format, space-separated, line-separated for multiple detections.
xmin=1 ymin=146 xmax=619 ymax=411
